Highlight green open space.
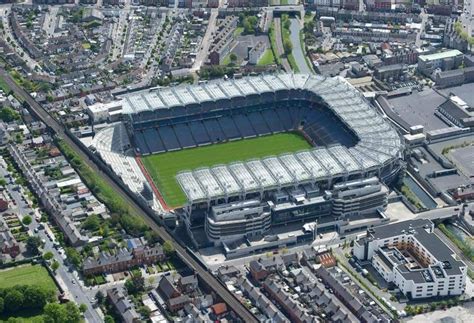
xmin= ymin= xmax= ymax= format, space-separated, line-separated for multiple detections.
xmin=269 ymin=22 xmax=281 ymax=65
xmin=142 ymin=132 xmax=313 ymax=208
xmin=257 ymin=49 xmax=276 ymax=66
xmin=0 ymin=264 xmax=57 ymax=293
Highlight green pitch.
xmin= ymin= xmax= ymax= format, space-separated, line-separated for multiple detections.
xmin=0 ymin=264 xmax=57 ymax=293
xmin=142 ymin=132 xmax=312 ymax=208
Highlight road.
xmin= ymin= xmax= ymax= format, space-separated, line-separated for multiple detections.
xmin=191 ymin=8 xmax=218 ymax=72
xmin=273 ymin=17 xmax=292 ymax=73
xmin=0 ymin=157 xmax=102 ymax=323
xmin=0 ymin=6 xmax=44 ymax=74
xmin=0 ymin=68 xmax=258 ymax=323
xmin=416 ymin=9 xmax=428 ymax=48
xmin=205 ymin=229 xmax=365 ymax=271
xmin=289 ymin=18 xmax=312 ymax=74
xmin=111 ymin=9 xmax=130 ymax=60
xmin=42 ymin=6 xmax=59 ymax=38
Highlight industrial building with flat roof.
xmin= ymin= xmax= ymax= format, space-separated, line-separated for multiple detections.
xmin=418 ymin=49 xmax=464 ymax=77
xmin=354 ymin=219 xmax=467 ymax=299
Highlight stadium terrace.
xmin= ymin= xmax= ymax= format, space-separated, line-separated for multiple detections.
xmin=122 ymin=74 xmax=404 ymax=206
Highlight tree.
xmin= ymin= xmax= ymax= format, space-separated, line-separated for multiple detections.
xmin=125 ymin=275 xmax=145 ymax=295
xmin=0 ymin=107 xmax=20 ymax=122
xmin=95 ymin=290 xmax=105 ymax=305
xmin=82 ymin=214 xmax=100 ymax=231
xmin=65 ymin=302 xmax=82 ymax=322
xmin=283 ymin=39 xmax=293 ymax=56
xmin=22 ymin=215 xmax=32 ymax=226
xmin=138 ymin=305 xmax=151 ymax=318
xmin=78 ymin=303 xmax=87 ymax=313
xmin=144 ymin=230 xmax=160 ymax=244
xmin=43 ymin=251 xmax=54 ymax=261
xmin=0 ymin=296 xmax=4 ymax=314
xmin=229 ymin=53 xmax=237 ymax=64
xmin=4 ymin=290 xmax=24 ymax=313
xmin=51 ymin=260 xmax=60 ymax=271
xmin=163 ymin=240 xmax=175 ymax=256
xmin=44 ymin=302 xmax=81 ymax=323
xmin=65 ymin=247 xmax=82 ymax=267
xmin=44 ymin=303 xmax=67 ymax=323
xmin=104 ymin=315 xmax=115 ymax=323
xmin=23 ymin=285 xmax=50 ymax=310
xmin=26 ymin=236 xmax=42 ymax=255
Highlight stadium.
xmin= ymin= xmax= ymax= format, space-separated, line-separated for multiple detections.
xmin=92 ymin=74 xmax=404 ymax=249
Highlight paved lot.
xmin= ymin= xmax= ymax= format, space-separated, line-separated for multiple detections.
xmin=388 ymin=89 xmax=448 ymax=131
xmin=449 ymin=145 xmax=474 ymax=179
xmin=385 ymin=201 xmax=416 ymax=222
xmin=409 ymin=146 xmax=471 ymax=193
xmin=406 ymin=302 xmax=474 ymax=323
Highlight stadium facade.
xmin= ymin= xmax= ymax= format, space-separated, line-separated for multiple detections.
xmin=122 ymin=74 xmax=404 ymax=246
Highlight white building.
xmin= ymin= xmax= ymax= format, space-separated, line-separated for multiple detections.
xmin=86 ymin=100 xmax=123 ymax=123
xmin=354 ymin=219 xmax=466 ymax=299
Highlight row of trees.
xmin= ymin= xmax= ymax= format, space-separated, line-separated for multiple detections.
xmin=56 ymin=139 xmax=149 ymax=238
xmin=0 ymin=284 xmax=84 ymax=321
xmin=404 ymin=298 xmax=460 ymax=316
xmin=0 ymin=285 xmax=55 ymax=315
xmin=0 ymin=107 xmax=20 ymax=123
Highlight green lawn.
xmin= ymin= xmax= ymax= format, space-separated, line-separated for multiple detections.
xmin=269 ymin=22 xmax=281 ymax=65
xmin=257 ymin=49 xmax=275 ymax=66
xmin=221 ymin=53 xmax=232 ymax=66
xmin=142 ymin=132 xmax=312 ymax=208
xmin=234 ymin=27 xmax=244 ymax=37
xmin=0 ymin=264 xmax=57 ymax=293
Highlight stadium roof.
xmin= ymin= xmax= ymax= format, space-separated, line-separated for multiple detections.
xmin=125 ymin=74 xmax=403 ymax=203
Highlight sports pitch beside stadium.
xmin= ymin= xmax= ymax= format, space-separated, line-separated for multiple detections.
xmin=141 ymin=132 xmax=312 ymax=208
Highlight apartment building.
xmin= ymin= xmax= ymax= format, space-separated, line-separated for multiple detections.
xmin=354 ymin=219 xmax=467 ymax=299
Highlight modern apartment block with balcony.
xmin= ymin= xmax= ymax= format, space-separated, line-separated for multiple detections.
xmin=354 ymin=219 xmax=467 ymax=299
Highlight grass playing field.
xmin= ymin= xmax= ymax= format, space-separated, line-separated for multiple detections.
xmin=142 ymin=132 xmax=312 ymax=208
xmin=0 ymin=264 xmax=57 ymax=293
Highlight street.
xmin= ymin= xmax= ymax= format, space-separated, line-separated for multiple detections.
xmin=191 ymin=8 xmax=218 ymax=73
xmin=0 ymin=157 xmax=103 ymax=322
xmin=0 ymin=6 xmax=44 ymax=74
xmin=289 ymin=18 xmax=312 ymax=74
